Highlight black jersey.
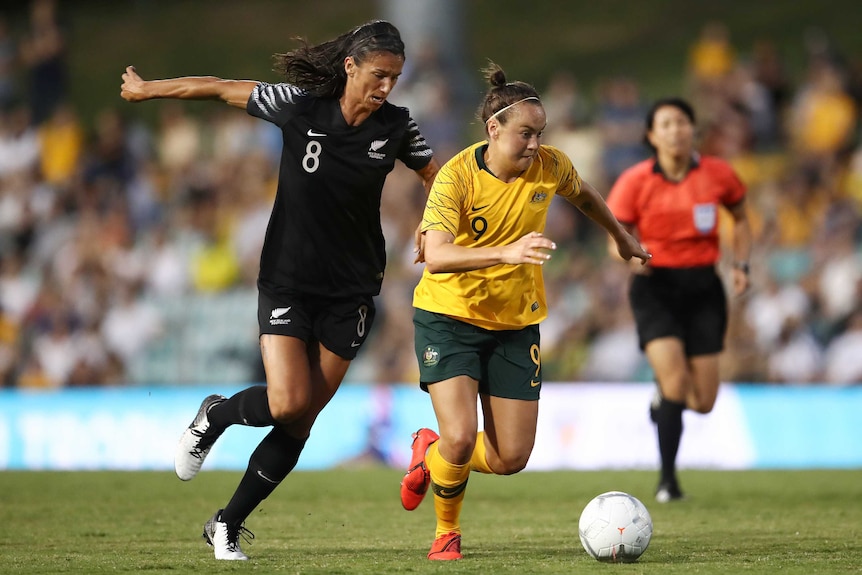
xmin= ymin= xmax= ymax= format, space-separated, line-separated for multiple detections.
xmin=247 ymin=82 xmax=433 ymax=298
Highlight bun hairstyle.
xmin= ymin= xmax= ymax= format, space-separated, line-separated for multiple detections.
xmin=477 ymin=61 xmax=541 ymax=131
xmin=273 ymin=20 xmax=405 ymax=98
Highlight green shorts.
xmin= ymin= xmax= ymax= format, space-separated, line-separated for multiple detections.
xmin=413 ymin=308 xmax=542 ymax=400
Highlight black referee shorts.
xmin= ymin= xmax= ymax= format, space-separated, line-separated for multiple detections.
xmin=629 ymin=266 xmax=727 ymax=356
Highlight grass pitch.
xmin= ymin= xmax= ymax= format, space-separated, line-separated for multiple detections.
xmin=1 ymin=468 xmax=860 ymax=574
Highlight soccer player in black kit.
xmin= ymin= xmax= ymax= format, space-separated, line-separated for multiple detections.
xmin=121 ymin=20 xmax=439 ymax=560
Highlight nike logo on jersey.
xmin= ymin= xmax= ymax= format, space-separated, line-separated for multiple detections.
xmin=307 ymin=129 xmax=327 ymax=137
xmin=350 ymin=341 xmax=361 ymax=348
xmin=530 ymin=380 xmax=541 ymax=387
xmin=470 ymin=204 xmax=489 ymax=211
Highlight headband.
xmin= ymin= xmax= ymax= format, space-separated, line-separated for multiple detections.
xmin=485 ymin=96 xmax=541 ymax=124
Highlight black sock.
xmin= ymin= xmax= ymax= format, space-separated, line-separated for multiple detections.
xmin=655 ymin=397 xmax=685 ymax=485
xmin=208 ymin=385 xmax=277 ymax=432
xmin=220 ymin=427 xmax=307 ymax=525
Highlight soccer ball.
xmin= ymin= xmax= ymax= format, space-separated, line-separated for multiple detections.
xmin=578 ymin=491 xmax=653 ymax=563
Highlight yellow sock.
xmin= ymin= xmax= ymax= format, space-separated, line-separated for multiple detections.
xmin=469 ymin=431 xmax=493 ymax=474
xmin=426 ymin=441 xmax=470 ymax=538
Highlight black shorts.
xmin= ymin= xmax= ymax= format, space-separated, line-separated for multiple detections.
xmin=258 ymin=288 xmax=376 ymax=360
xmin=413 ymin=308 xmax=542 ymax=400
xmin=629 ymin=266 xmax=727 ymax=356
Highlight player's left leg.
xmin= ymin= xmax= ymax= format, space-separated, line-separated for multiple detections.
xmin=425 ymin=374 xmax=480 ymax=560
xmin=478 ymin=394 xmax=538 ymax=475
xmin=476 ymin=323 xmax=541 ymax=475
xmin=686 ymin=354 xmax=721 ymax=414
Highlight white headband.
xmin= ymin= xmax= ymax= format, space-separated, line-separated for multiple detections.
xmin=485 ymin=96 xmax=540 ymax=124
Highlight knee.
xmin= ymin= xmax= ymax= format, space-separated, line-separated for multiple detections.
xmin=659 ymin=374 xmax=690 ymax=403
xmin=687 ymin=385 xmax=719 ymax=414
xmin=493 ymin=454 xmax=529 ymax=476
xmin=267 ymin=388 xmax=312 ymax=424
xmin=688 ymin=398 xmax=715 ymax=414
xmin=441 ymin=431 xmax=477 ymax=464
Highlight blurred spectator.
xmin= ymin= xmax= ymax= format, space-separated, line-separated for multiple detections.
xmin=688 ymin=21 xmax=735 ymax=85
xmin=38 ymin=101 xmax=83 ymax=188
xmin=81 ymin=107 xmax=136 ymax=197
xmin=595 ymin=77 xmax=649 ymax=186
xmin=788 ymin=59 xmax=857 ymax=179
xmin=0 ymin=303 xmax=18 ymax=387
xmin=542 ymin=70 xmax=591 ymax=136
xmin=0 ymin=104 xmax=40 ymax=177
xmin=744 ymin=273 xmax=812 ymax=350
xmin=156 ymin=101 xmax=203 ymax=176
xmin=0 ymin=249 xmax=39 ymax=322
xmin=391 ymin=41 xmax=462 ymax=160
xmin=751 ymin=39 xmax=792 ymax=139
xmin=814 ymin=220 xmax=861 ymax=330
xmin=766 ymin=315 xmax=823 ymax=383
xmin=30 ymin=310 xmax=78 ymax=387
xmin=823 ymin=308 xmax=862 ymax=385
xmin=19 ymin=0 xmax=68 ymax=126
xmin=138 ymin=222 xmax=189 ymax=297
xmin=0 ymin=15 xmax=18 ymax=110
xmin=100 ymin=281 xmax=163 ymax=367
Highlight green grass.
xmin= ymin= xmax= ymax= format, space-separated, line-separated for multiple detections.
xmin=1 ymin=469 xmax=860 ymax=574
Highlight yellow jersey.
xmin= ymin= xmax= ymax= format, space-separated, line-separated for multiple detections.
xmin=413 ymin=142 xmax=582 ymax=330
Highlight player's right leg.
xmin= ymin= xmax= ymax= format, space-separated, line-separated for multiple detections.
xmin=644 ymin=338 xmax=689 ymax=502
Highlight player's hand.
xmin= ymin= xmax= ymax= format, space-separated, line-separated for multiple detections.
xmin=732 ymin=267 xmax=750 ymax=297
xmin=413 ymin=223 xmax=425 ymax=264
xmin=615 ymin=231 xmax=651 ymax=265
xmin=120 ymin=66 xmax=149 ymax=102
xmin=501 ymin=232 xmax=556 ymax=265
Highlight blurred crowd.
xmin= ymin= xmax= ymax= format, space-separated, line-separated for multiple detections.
xmin=0 ymin=4 xmax=860 ymax=388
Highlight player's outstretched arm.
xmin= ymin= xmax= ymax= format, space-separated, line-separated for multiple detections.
xmin=571 ymin=179 xmax=651 ymax=265
xmin=120 ymin=65 xmax=257 ymax=109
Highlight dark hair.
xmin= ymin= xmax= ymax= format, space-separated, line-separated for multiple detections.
xmin=272 ymin=20 xmax=405 ymax=98
xmin=643 ymin=97 xmax=696 ymax=153
xmin=477 ymin=61 xmax=541 ymax=131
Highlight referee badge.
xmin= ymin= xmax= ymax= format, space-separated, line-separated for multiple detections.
xmin=422 ymin=346 xmax=440 ymax=367
xmin=693 ymin=203 xmax=717 ymax=233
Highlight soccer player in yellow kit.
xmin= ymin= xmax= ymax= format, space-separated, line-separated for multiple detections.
xmin=400 ymin=62 xmax=651 ymax=560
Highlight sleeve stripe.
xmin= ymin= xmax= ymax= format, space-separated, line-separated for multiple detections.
xmin=405 ymin=118 xmax=432 ymax=159
xmin=251 ymin=83 xmax=304 ymax=119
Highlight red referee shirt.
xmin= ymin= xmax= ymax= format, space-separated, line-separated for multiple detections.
xmin=607 ymin=155 xmax=746 ymax=268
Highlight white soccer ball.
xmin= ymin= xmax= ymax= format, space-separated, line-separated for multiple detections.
xmin=578 ymin=491 xmax=653 ymax=563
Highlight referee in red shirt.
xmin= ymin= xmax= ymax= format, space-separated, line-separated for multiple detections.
xmin=607 ymin=97 xmax=752 ymax=503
